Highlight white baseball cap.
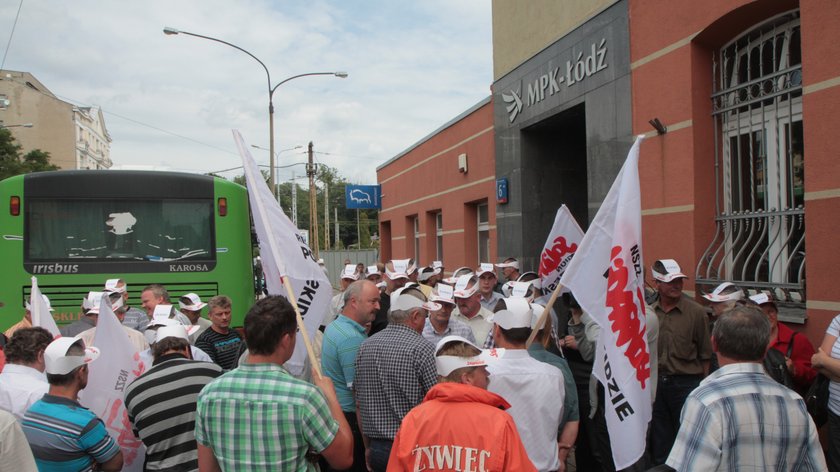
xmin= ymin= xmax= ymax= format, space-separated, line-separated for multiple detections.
xmin=517 ymin=273 xmax=542 ymax=290
xmin=432 ymin=261 xmax=443 ymax=269
xmin=179 ymin=293 xmax=207 ymax=311
xmin=508 ymin=281 xmax=537 ymax=300
xmin=154 ymin=324 xmax=199 ymax=344
xmin=495 ymin=259 xmax=520 ymax=270
xmin=434 ymin=335 xmax=505 ymax=376
xmin=489 ymin=297 xmax=535 ymax=329
xmin=702 ymin=282 xmax=744 ymax=303
xmin=152 ymin=304 xmax=178 ymax=320
xmin=442 ymin=267 xmax=474 ymax=285
xmin=82 ymin=291 xmax=123 ymax=314
xmin=103 ymin=279 xmax=126 ymax=294
xmin=341 ymin=264 xmax=361 ymax=281
xmin=385 ymin=259 xmax=410 ymax=280
xmin=749 ymin=292 xmax=774 ymax=306
xmin=431 ymin=283 xmax=457 ymax=306
xmin=25 ymin=294 xmax=54 ymax=312
xmin=44 ymin=336 xmax=100 ymax=375
xmin=476 ymin=263 xmax=496 ymax=278
xmin=366 ymin=265 xmax=381 ymax=277
xmin=652 ymin=259 xmax=687 ymax=283
xmin=389 ymin=286 xmax=441 ymax=313
xmin=418 ymin=266 xmax=442 ymax=282
xmin=453 ymin=275 xmax=479 ymax=299
xmin=148 ymin=315 xmax=179 ymax=329
xmin=405 ymin=259 xmax=418 ymax=276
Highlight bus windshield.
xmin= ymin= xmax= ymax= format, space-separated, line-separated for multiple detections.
xmin=26 ymin=198 xmax=214 ymax=262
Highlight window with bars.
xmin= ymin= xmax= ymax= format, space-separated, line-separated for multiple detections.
xmin=697 ymin=11 xmax=805 ymax=313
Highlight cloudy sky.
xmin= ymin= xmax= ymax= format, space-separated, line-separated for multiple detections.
xmin=0 ymin=0 xmax=492 ymax=184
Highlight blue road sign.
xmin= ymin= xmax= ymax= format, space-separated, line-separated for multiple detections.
xmin=346 ymin=185 xmax=381 ymax=209
xmin=496 ymin=178 xmax=509 ymax=204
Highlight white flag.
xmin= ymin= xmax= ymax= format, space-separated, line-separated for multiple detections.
xmin=559 ymin=136 xmax=650 ymax=469
xmin=233 ymin=130 xmax=332 ymax=376
xmin=80 ymin=293 xmax=147 ymax=471
xmin=30 ymin=277 xmax=60 ymax=337
xmin=538 ymin=205 xmax=584 ymax=294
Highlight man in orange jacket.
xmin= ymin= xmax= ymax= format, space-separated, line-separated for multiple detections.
xmin=387 ymin=336 xmax=536 ymax=471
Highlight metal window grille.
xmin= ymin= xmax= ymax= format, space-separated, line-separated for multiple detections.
xmin=697 ymin=11 xmax=805 ymax=313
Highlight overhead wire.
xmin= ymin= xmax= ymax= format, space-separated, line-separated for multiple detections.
xmin=0 ymin=0 xmax=24 ymax=72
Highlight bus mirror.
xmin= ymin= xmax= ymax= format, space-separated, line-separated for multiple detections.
xmin=10 ymin=196 xmax=20 ymax=216
xmin=218 ymin=197 xmax=227 ymax=217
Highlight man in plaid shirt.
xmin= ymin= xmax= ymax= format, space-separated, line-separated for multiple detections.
xmin=666 ymin=306 xmax=826 ymax=471
xmin=195 ymin=296 xmax=353 ymax=471
xmin=354 ymin=285 xmax=439 ymax=472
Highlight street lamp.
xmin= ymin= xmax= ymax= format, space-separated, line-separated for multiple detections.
xmin=163 ymin=26 xmax=347 ymax=199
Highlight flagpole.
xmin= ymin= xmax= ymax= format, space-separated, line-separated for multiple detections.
xmin=281 ymin=276 xmax=323 ymax=379
xmin=526 ymin=281 xmax=564 ymax=348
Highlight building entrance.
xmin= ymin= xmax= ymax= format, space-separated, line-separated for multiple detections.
xmin=520 ymin=103 xmax=588 ymax=259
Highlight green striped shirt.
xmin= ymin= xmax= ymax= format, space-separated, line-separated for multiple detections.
xmin=195 ymin=362 xmax=339 ymax=471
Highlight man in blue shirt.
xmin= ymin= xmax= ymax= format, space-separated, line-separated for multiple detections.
xmin=322 ymin=279 xmax=381 ymax=471
xmin=22 ymin=336 xmax=123 ymax=471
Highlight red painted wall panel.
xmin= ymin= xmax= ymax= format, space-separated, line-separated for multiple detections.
xmin=377 ymin=102 xmax=496 ymax=272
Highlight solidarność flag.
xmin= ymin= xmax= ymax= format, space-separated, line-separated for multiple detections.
xmin=559 ymin=135 xmax=650 ymax=469
xmin=233 ymin=130 xmax=332 ymax=377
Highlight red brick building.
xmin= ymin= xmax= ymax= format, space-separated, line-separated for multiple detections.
xmin=376 ymin=99 xmax=497 ymax=270
xmin=630 ymin=0 xmax=838 ymax=342
xmin=379 ymin=0 xmax=839 ymax=345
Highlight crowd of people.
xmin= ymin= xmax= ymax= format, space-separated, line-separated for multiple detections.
xmin=0 ymin=256 xmax=838 ymax=471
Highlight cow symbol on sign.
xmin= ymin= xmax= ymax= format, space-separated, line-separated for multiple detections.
xmin=349 ymin=189 xmax=372 ymax=205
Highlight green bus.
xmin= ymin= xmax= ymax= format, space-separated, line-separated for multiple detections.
xmin=0 ymin=170 xmax=255 ymax=331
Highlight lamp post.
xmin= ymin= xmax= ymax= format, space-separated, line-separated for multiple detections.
xmin=163 ymin=27 xmax=347 ymax=199
xmin=251 ymin=144 xmax=302 ymax=187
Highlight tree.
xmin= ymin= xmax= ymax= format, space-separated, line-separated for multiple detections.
xmin=0 ymin=129 xmax=59 ymax=180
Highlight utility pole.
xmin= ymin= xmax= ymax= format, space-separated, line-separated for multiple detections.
xmin=357 ymin=209 xmax=361 ymax=249
xmin=291 ymin=170 xmax=298 ymax=227
xmin=307 ymin=141 xmax=320 ymax=259
xmin=335 ymin=207 xmax=339 ymax=248
xmin=324 ymin=184 xmax=330 ymax=250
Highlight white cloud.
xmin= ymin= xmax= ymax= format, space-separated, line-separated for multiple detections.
xmin=0 ymin=0 xmax=492 ymax=184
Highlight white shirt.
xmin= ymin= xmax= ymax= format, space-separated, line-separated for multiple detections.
xmin=0 ymin=364 xmax=49 ymax=420
xmin=189 ymin=317 xmax=213 ymax=344
xmin=138 ymin=345 xmax=213 ymax=368
xmin=451 ymin=305 xmax=494 ymax=346
xmin=0 ymin=410 xmax=37 ymax=470
xmin=487 ymin=349 xmax=565 ymax=471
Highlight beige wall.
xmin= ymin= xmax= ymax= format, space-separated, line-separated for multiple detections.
xmin=1 ymin=71 xmax=77 ymax=169
xmin=492 ymin=0 xmax=617 ymax=80
xmin=0 ymin=71 xmax=113 ymax=171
